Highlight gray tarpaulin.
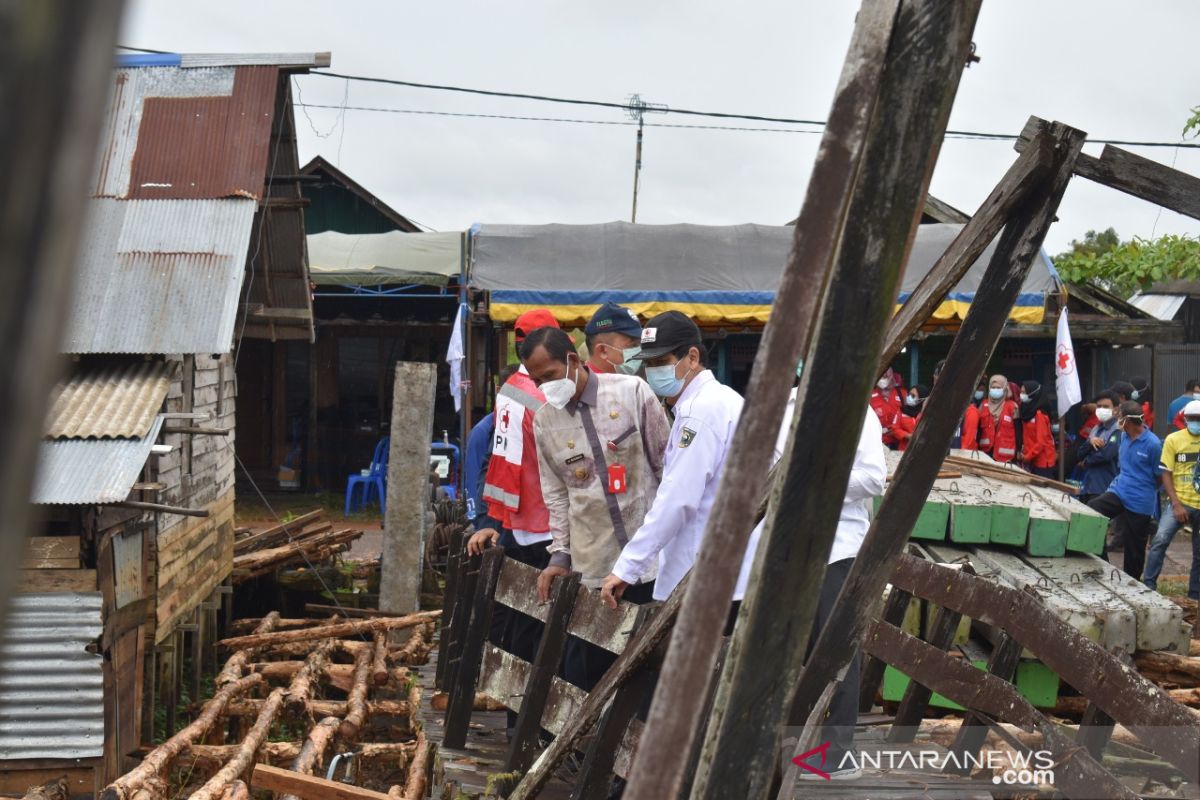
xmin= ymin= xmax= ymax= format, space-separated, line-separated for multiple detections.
xmin=470 ymin=222 xmax=1058 ymax=324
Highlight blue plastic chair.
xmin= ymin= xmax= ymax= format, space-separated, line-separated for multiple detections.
xmin=430 ymin=442 xmax=461 ymax=501
xmin=344 ymin=436 xmax=389 ymax=515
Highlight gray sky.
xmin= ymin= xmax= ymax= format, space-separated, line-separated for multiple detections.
xmin=121 ymin=1 xmax=1200 ymax=254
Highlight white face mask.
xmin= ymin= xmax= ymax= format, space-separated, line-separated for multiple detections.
xmin=877 ymin=378 xmax=891 ymax=391
xmin=1095 ymin=407 xmax=1113 ymax=423
xmin=540 ymin=358 xmax=579 ymax=410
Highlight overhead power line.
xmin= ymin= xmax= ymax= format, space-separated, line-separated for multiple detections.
xmin=307 ymin=70 xmax=1200 ymax=150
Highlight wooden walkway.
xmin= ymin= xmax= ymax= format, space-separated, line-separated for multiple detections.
xmin=414 ymin=650 xmax=575 ymax=799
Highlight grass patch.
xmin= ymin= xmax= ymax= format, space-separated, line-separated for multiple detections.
xmin=1156 ymin=578 xmax=1189 ymax=598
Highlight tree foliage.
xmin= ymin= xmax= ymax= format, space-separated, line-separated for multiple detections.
xmin=1054 ymin=228 xmax=1200 ymax=296
xmin=1186 ymin=106 xmax=1200 ymax=139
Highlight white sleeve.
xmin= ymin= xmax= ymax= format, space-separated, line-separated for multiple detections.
xmin=610 ymin=417 xmax=720 ymax=584
xmin=845 ymin=409 xmax=887 ymax=503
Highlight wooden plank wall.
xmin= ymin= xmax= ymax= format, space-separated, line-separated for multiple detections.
xmin=154 ymin=352 xmax=237 ymax=643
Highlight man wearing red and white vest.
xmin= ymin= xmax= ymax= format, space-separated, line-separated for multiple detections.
xmin=470 ymin=309 xmax=560 ymax=704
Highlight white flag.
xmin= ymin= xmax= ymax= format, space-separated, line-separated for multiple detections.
xmin=446 ymin=303 xmax=467 ymax=413
xmin=1055 ymin=308 xmax=1082 ymax=417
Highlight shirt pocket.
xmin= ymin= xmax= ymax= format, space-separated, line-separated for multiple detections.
xmin=554 ymin=445 xmax=597 ymax=489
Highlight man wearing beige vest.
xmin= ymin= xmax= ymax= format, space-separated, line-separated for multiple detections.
xmin=521 ymin=325 xmax=671 ymax=690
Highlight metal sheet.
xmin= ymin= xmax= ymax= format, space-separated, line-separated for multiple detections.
xmin=94 ymin=67 xmax=236 ymax=199
xmin=111 ymin=525 xmax=145 ymax=609
xmin=0 ymin=593 xmax=104 ymax=760
xmin=63 ymin=199 xmax=255 ymax=354
xmin=32 ymin=417 xmax=164 ymax=505
xmin=45 ymin=360 xmax=173 ymax=439
xmin=127 ymin=67 xmax=278 ymax=200
xmin=179 ymin=52 xmax=329 ymax=69
xmin=1129 ymin=293 xmax=1185 ymax=321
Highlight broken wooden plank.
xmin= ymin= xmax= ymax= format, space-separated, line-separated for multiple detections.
xmin=443 ymin=547 xmax=503 ymax=748
xmin=506 ymin=571 xmax=581 ymax=772
xmin=888 ymin=555 xmax=1200 ymax=782
xmin=1016 ymin=117 xmax=1200 ymax=222
xmin=493 ymin=555 xmax=640 ymax=654
xmin=786 ymin=118 xmax=1087 ymax=765
xmin=216 ymin=611 xmax=439 ymax=649
xmin=859 ymin=584 xmax=914 ymax=712
xmin=20 ymin=535 xmax=79 ymax=569
xmin=888 ymin=604 xmax=965 ymax=743
xmin=943 ymin=632 xmax=1022 ymax=775
xmin=690 ymin=3 xmax=986 ymax=797
xmin=866 ymin=621 xmax=1137 ymax=799
xmin=250 ymin=763 xmax=392 ymax=800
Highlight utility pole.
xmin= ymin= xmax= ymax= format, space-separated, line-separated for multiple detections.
xmin=627 ymin=94 xmax=668 ymax=223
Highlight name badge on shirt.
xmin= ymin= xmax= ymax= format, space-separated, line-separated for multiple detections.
xmin=608 ymin=464 xmax=627 ymax=494
xmin=565 ymin=453 xmax=585 ymax=465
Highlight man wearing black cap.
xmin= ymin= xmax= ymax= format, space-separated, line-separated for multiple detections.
xmin=600 ymin=311 xmax=744 ymax=607
xmin=584 ymin=302 xmax=644 ymax=375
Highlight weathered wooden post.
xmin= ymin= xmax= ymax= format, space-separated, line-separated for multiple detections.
xmin=380 ymin=362 xmax=437 ymax=615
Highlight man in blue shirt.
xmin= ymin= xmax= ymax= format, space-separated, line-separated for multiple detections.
xmin=1076 ymin=391 xmax=1121 ymax=506
xmin=1087 ymin=401 xmax=1162 ymax=580
xmin=1167 ymin=378 xmax=1200 ymax=428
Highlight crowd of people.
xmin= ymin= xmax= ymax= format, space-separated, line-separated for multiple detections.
xmin=455 ymin=304 xmax=1200 ymax=785
xmin=869 ymin=361 xmax=1200 ymax=599
xmin=460 ymin=303 xmax=883 ymax=782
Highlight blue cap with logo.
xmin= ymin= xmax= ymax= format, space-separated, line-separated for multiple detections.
xmin=585 ymin=302 xmax=643 ymax=338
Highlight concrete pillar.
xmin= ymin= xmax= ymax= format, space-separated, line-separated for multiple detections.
xmin=380 ymin=362 xmax=437 ymax=614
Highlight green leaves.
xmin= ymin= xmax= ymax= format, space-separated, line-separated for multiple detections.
xmin=1053 ymin=232 xmax=1200 ymax=297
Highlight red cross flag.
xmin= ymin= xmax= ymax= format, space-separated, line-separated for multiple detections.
xmin=1055 ymin=308 xmax=1082 ymax=417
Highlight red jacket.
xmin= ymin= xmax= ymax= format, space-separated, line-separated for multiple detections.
xmin=482 ymin=371 xmax=550 ymax=533
xmin=1021 ymin=410 xmax=1056 ymax=469
xmin=870 ymin=387 xmax=904 ymax=445
xmin=959 ymin=404 xmax=980 ymax=450
xmin=1142 ymin=401 xmax=1155 ymax=430
xmin=979 ymin=400 xmax=1018 ymax=463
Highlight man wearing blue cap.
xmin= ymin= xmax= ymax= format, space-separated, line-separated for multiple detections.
xmin=584 ymin=302 xmax=643 ymax=375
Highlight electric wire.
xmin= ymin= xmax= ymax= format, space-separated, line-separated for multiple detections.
xmin=306 ymin=71 xmax=1200 ymax=149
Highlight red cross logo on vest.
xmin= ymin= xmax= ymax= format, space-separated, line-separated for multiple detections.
xmin=499 ymin=407 xmax=511 ymax=432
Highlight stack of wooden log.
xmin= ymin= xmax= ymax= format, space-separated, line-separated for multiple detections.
xmin=99 ymin=610 xmax=441 ymax=800
xmin=232 ymin=510 xmax=364 ymax=584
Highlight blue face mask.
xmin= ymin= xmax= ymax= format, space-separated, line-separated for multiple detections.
xmin=974 ymin=390 xmax=984 ymax=402
xmin=1188 ymin=421 xmax=1200 ymax=437
xmin=989 ymin=387 xmax=1004 ymax=400
xmin=646 ymin=362 xmax=690 ymax=398
xmin=1131 ymin=389 xmax=1141 ymax=401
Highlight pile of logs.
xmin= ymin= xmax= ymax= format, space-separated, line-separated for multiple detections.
xmin=100 ymin=609 xmax=441 ymax=800
xmin=232 ymin=510 xmax=364 ymax=584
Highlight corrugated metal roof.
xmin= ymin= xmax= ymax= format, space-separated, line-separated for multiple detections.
xmin=0 ymin=593 xmax=103 ymax=760
xmin=63 ymin=199 xmax=255 ymax=354
xmin=32 ymin=417 xmax=164 ymax=504
xmin=45 ymin=361 xmax=173 ymax=439
xmin=127 ymin=66 xmax=278 ymax=200
xmin=1130 ymin=293 xmax=1187 ymax=321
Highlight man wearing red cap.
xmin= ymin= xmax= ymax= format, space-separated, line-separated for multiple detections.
xmin=470 ymin=309 xmax=560 ymax=711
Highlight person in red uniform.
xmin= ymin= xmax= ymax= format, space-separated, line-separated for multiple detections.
xmin=1018 ymin=380 xmax=1057 ymax=477
xmin=870 ymin=367 xmax=905 ymax=448
xmin=1130 ymin=376 xmax=1155 ymax=431
xmin=978 ymin=373 xmax=1018 ymax=462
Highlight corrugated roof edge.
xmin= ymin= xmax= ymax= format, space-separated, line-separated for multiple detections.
xmin=115 ymin=52 xmax=331 ymax=69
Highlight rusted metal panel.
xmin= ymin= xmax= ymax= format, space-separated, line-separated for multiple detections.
xmin=0 ymin=592 xmax=104 ymax=760
xmin=127 ymin=66 xmax=278 ymax=200
xmin=93 ymin=67 xmax=236 ymax=199
xmin=111 ymin=525 xmax=144 ymax=609
xmin=44 ymin=360 xmax=173 ymax=439
xmin=32 ymin=417 xmax=164 ymax=504
xmin=64 ymin=199 xmax=255 ymax=354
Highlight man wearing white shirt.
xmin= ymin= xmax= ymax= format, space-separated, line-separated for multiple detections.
xmin=600 ymin=311 xmax=743 ymax=606
xmin=733 ymin=391 xmax=887 ymax=780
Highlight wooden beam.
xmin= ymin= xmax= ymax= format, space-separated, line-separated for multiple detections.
xmin=443 ymin=547 xmax=503 ymax=748
xmin=110 ymin=500 xmax=209 ymax=518
xmin=887 ymin=602 xmax=965 ymax=742
xmin=879 ymin=129 xmax=1054 ymax=369
xmin=250 ymin=763 xmax=391 ymax=800
xmin=1017 ymin=117 xmax=1200 ymax=222
xmin=786 ymin=120 xmax=1086 ymax=744
xmin=601 ymin=3 xmax=905 ymax=798
xmin=691 ymin=3 xmax=983 ymax=798
xmin=17 ymin=568 xmax=97 ymax=593
xmin=943 ymin=631 xmax=1022 ymax=775
xmin=864 ymin=622 xmax=1137 ymax=800
xmin=160 ymin=426 xmax=230 ymax=436
xmin=888 ymin=555 xmax=1200 ymax=782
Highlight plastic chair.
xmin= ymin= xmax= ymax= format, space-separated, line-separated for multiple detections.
xmin=344 ymin=436 xmax=389 ymax=515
